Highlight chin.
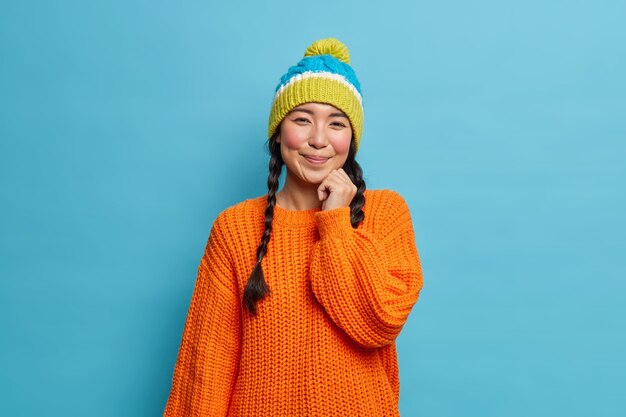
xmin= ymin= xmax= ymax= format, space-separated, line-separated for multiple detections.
xmin=291 ymin=164 xmax=341 ymax=185
xmin=300 ymin=175 xmax=325 ymax=185
xmin=298 ymin=170 xmax=329 ymax=185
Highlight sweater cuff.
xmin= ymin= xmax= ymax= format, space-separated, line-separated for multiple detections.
xmin=315 ymin=206 xmax=353 ymax=239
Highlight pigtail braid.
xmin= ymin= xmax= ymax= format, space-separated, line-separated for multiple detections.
xmin=242 ymin=133 xmax=283 ymax=315
xmin=343 ymin=139 xmax=366 ymax=228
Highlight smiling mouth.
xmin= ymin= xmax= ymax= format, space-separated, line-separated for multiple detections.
xmin=302 ymin=155 xmax=330 ymax=164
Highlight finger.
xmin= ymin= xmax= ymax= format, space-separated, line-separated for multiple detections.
xmin=324 ymin=170 xmax=345 ymax=185
xmin=318 ymin=187 xmax=327 ymax=201
xmin=318 ymin=180 xmax=331 ymax=201
xmin=328 ymin=169 xmax=348 ymax=184
xmin=335 ymin=168 xmax=350 ymax=179
xmin=336 ymin=170 xmax=355 ymax=189
xmin=338 ymin=169 xmax=352 ymax=183
xmin=322 ymin=175 xmax=343 ymax=189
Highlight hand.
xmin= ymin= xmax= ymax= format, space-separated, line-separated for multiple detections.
xmin=317 ymin=168 xmax=357 ymax=211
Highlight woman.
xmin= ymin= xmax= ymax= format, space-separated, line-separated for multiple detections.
xmin=163 ymin=38 xmax=424 ymax=417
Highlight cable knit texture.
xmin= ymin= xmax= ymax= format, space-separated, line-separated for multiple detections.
xmin=163 ymin=189 xmax=424 ymax=417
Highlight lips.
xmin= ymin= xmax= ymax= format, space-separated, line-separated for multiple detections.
xmin=302 ymin=155 xmax=330 ymax=164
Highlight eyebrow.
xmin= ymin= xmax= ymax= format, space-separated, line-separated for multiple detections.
xmin=289 ymin=107 xmax=348 ymax=118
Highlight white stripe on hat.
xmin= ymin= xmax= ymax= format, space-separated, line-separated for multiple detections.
xmin=274 ymin=71 xmax=363 ymax=104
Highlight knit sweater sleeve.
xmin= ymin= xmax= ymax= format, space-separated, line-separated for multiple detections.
xmin=309 ymin=190 xmax=423 ymax=349
xmin=164 ymin=211 xmax=241 ymax=416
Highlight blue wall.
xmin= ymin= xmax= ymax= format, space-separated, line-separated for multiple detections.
xmin=1 ymin=1 xmax=624 ymax=416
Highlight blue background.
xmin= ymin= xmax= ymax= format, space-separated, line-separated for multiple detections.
xmin=1 ymin=1 xmax=625 ymax=416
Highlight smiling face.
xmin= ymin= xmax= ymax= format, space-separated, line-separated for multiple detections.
xmin=276 ymin=102 xmax=353 ymax=186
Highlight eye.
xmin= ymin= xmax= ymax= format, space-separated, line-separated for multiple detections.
xmin=293 ymin=117 xmax=311 ymax=123
xmin=330 ymin=121 xmax=347 ymax=128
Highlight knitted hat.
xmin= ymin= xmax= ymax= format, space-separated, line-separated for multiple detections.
xmin=268 ymin=38 xmax=364 ymax=153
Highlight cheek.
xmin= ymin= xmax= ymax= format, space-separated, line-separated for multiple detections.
xmin=279 ymin=126 xmax=307 ymax=149
xmin=281 ymin=135 xmax=304 ymax=150
xmin=330 ymin=135 xmax=352 ymax=155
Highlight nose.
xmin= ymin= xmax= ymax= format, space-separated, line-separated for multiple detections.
xmin=308 ymin=125 xmax=328 ymax=149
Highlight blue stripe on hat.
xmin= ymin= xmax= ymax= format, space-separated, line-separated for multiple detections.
xmin=275 ymin=55 xmax=361 ymax=94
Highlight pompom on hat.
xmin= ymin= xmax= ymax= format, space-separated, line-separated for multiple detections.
xmin=268 ymin=38 xmax=364 ymax=153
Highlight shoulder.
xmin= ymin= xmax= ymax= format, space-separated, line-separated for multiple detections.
xmin=362 ymin=188 xmax=413 ymax=234
xmin=212 ymin=194 xmax=266 ymax=231
xmin=363 ymin=188 xmax=410 ymax=214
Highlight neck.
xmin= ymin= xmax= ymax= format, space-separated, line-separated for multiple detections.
xmin=276 ymin=171 xmax=323 ymax=211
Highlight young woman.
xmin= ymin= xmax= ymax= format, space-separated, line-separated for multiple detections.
xmin=163 ymin=38 xmax=424 ymax=417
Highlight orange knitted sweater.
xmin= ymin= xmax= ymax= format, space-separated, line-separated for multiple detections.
xmin=163 ymin=189 xmax=424 ymax=416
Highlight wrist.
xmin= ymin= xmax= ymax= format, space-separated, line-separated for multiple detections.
xmin=315 ymin=206 xmax=353 ymax=238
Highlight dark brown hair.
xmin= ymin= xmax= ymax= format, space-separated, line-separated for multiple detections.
xmin=242 ymin=128 xmax=367 ymax=315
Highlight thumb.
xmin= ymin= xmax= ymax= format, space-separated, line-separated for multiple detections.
xmin=318 ymin=184 xmax=329 ymax=201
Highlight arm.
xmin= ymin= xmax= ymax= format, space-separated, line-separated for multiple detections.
xmin=310 ymin=191 xmax=423 ymax=349
xmin=164 ymin=212 xmax=241 ymax=416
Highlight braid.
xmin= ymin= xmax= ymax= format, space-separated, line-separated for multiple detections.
xmin=242 ymin=133 xmax=283 ymax=315
xmin=343 ymin=138 xmax=366 ymax=228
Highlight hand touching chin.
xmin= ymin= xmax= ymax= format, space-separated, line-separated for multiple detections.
xmin=318 ymin=168 xmax=358 ymax=211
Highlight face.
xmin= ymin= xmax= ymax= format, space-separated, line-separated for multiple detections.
xmin=276 ymin=102 xmax=353 ymax=186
